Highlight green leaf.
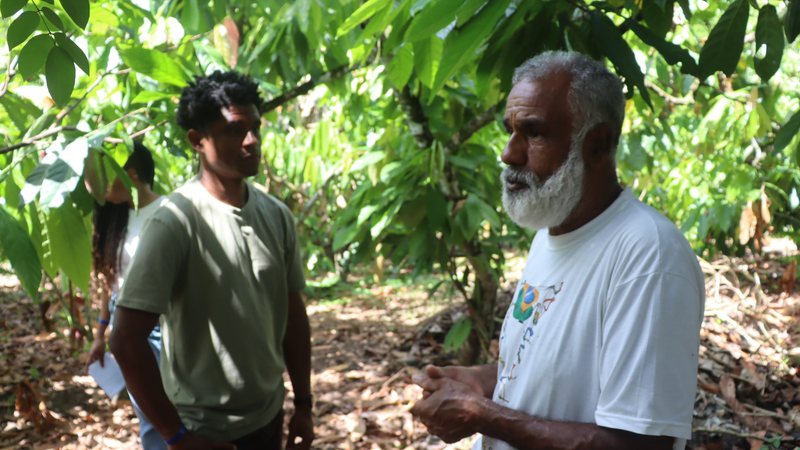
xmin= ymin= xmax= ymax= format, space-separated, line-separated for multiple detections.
xmin=387 ymin=44 xmax=413 ymax=89
xmin=336 ymin=0 xmax=392 ymax=37
xmin=118 ymin=46 xmax=190 ymax=87
xmin=591 ymin=12 xmax=652 ymax=108
xmin=0 ymin=206 xmax=41 ymax=301
xmin=774 ymin=110 xmax=800 ymax=153
xmin=59 ymin=0 xmax=89 ymax=29
xmin=45 ymin=46 xmax=74 ymax=106
xmin=82 ymin=148 xmax=107 ymax=204
xmin=45 ymin=201 xmax=91 ymax=293
xmin=54 ymin=33 xmax=88 ymax=74
xmin=628 ymin=21 xmax=697 ymax=75
xmin=131 ymin=90 xmax=174 ymax=104
xmin=17 ymin=34 xmax=54 ymax=79
xmin=403 ymin=0 xmax=459 ymax=42
xmin=332 ymin=223 xmax=358 ymax=251
xmin=1 ymin=0 xmax=27 ymax=18
xmin=444 ymin=317 xmax=472 ymax=351
xmin=40 ymin=6 xmax=63 ymax=30
xmin=697 ymin=0 xmax=749 ymax=78
xmin=413 ymin=36 xmax=443 ymax=89
xmin=431 ymin=0 xmax=510 ymax=94
xmin=786 ymin=0 xmax=800 ymax=43
xmin=181 ymin=0 xmax=212 ymax=34
xmin=454 ymin=0 xmax=486 ymax=26
xmin=753 ymin=5 xmax=783 ymax=82
xmin=641 ymin=0 xmax=673 ymax=37
xmin=20 ymin=138 xmax=88 ymax=209
xmin=7 ymin=10 xmax=39 ymax=50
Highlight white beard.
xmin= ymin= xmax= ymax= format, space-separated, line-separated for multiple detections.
xmin=501 ymin=134 xmax=586 ymax=231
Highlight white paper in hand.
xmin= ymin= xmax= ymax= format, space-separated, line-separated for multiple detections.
xmin=88 ymin=353 xmax=126 ymax=399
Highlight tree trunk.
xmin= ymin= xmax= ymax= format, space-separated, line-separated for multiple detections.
xmin=459 ymin=242 xmax=499 ymax=365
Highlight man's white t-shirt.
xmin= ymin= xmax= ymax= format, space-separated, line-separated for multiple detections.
xmin=475 ymin=189 xmax=705 ymax=450
xmin=113 ymin=196 xmax=168 ymax=294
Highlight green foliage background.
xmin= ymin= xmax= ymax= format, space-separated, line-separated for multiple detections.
xmin=1 ymin=0 xmax=799 ymax=358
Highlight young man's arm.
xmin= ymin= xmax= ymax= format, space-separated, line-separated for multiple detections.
xmin=283 ymin=290 xmax=314 ymax=450
xmin=411 ymin=375 xmax=674 ymax=450
xmin=110 ymin=306 xmax=233 ymax=450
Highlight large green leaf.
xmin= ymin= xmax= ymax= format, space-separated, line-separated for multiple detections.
xmin=1 ymin=0 xmax=27 ymax=18
xmin=59 ymin=0 xmax=88 ymax=28
xmin=443 ymin=317 xmax=472 ymax=351
xmin=45 ymin=201 xmax=91 ymax=293
xmin=753 ymin=5 xmax=784 ymax=82
xmin=7 ymin=10 xmax=39 ymax=49
xmin=786 ymin=0 xmax=800 ymax=43
xmin=336 ymin=0 xmax=392 ymax=37
xmin=697 ymin=0 xmax=749 ymax=78
xmin=181 ymin=0 xmax=213 ymax=34
xmin=18 ymin=34 xmax=54 ymax=79
xmin=413 ymin=36 xmax=443 ymax=89
xmin=45 ymin=45 xmax=74 ymax=106
xmin=628 ymin=21 xmax=697 ymax=75
xmin=431 ymin=0 xmax=509 ymax=94
xmin=20 ymin=137 xmax=88 ymax=209
xmin=387 ymin=44 xmax=413 ymax=89
xmin=0 ymin=206 xmax=41 ymax=301
xmin=118 ymin=46 xmax=190 ymax=87
xmin=54 ymin=33 xmax=89 ymax=74
xmin=403 ymin=0 xmax=460 ymax=42
xmin=591 ymin=12 xmax=652 ymax=107
xmin=41 ymin=6 xmax=64 ymax=30
xmin=774 ymin=110 xmax=800 ymax=153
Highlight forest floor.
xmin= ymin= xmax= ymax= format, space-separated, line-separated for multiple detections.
xmin=1 ymin=252 xmax=799 ymax=450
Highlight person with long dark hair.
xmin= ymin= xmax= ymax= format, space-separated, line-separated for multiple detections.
xmin=86 ymin=141 xmax=168 ymax=450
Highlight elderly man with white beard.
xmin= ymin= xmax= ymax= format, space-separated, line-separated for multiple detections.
xmin=410 ymin=51 xmax=705 ymax=450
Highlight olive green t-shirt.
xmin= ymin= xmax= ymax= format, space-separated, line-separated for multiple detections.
xmin=117 ymin=177 xmax=305 ymax=441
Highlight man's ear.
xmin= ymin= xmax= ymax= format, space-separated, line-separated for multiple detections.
xmin=187 ymin=129 xmax=204 ymax=152
xmin=582 ymin=123 xmax=615 ymax=162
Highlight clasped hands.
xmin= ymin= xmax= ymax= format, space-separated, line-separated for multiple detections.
xmin=410 ymin=365 xmax=489 ymax=444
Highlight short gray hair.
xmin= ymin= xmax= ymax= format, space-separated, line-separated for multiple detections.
xmin=512 ymin=51 xmax=625 ymax=144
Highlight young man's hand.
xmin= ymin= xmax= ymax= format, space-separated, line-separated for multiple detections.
xmin=85 ymin=337 xmax=106 ymax=371
xmin=286 ymin=407 xmax=314 ymax=449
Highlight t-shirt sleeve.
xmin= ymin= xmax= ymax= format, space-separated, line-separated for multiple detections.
xmin=282 ymin=207 xmax=306 ymax=293
xmin=116 ymin=216 xmax=188 ymax=315
xmin=595 ymin=271 xmax=703 ymax=440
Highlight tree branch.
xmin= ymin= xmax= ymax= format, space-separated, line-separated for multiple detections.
xmin=262 ymin=64 xmax=352 ymax=113
xmin=446 ymin=103 xmax=501 ymax=152
xmin=0 ymin=53 xmax=14 ymax=99
xmin=397 ymin=86 xmax=435 ymax=148
xmin=102 ymin=121 xmax=167 ymax=144
xmin=0 ymin=126 xmax=80 ymax=155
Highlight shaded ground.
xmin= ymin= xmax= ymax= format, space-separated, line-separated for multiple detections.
xmin=1 ymin=253 xmax=799 ymax=449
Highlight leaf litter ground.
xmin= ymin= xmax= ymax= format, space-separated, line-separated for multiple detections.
xmin=1 ymin=252 xmax=798 ymax=450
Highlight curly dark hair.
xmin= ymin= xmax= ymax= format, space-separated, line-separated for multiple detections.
xmin=176 ymin=71 xmax=264 ymax=131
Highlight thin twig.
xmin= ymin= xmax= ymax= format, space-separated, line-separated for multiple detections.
xmin=0 ymin=53 xmax=14 ymax=98
xmin=103 ymin=121 xmax=167 ymax=144
xmin=0 ymin=126 xmax=80 ymax=155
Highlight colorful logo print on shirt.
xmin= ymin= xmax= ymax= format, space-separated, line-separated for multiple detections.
xmin=512 ymin=281 xmax=562 ymax=324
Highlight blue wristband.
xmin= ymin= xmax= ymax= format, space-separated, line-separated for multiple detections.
xmin=98 ymin=318 xmax=110 ymax=326
xmin=165 ymin=424 xmax=187 ymax=445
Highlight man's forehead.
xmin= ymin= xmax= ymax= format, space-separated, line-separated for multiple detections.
xmin=504 ymin=72 xmax=572 ymax=119
xmin=220 ymin=104 xmax=260 ymax=121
